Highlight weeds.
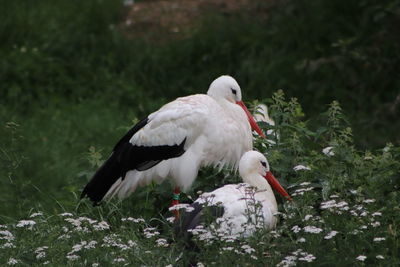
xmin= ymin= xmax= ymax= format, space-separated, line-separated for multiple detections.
xmin=1 ymin=92 xmax=399 ymax=266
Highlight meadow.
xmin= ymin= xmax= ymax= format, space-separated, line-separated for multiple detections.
xmin=1 ymin=0 xmax=399 ymax=265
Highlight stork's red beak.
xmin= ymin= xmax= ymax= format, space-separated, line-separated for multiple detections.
xmin=236 ymin=101 xmax=266 ymax=138
xmin=264 ymin=171 xmax=292 ymax=201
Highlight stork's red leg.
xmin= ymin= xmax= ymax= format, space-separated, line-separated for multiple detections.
xmin=171 ymin=186 xmax=181 ymax=219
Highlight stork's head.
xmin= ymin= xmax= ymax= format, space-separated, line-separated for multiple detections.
xmin=239 ymin=151 xmax=291 ymax=201
xmin=207 ymin=75 xmax=242 ymax=103
xmin=207 ymin=75 xmax=265 ymax=137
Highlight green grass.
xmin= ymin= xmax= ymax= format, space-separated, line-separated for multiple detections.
xmin=1 ymin=93 xmax=399 ymax=266
xmin=1 ymin=0 xmax=400 ymax=265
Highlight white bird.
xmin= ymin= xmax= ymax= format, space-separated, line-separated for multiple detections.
xmin=81 ymin=75 xmax=265 ymax=205
xmin=177 ymin=150 xmax=291 ymax=237
xmin=253 ymin=104 xmax=279 ymax=144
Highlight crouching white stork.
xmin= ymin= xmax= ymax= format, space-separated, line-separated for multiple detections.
xmin=176 ymin=151 xmax=291 ymax=238
xmin=81 ymin=75 xmax=265 ymax=209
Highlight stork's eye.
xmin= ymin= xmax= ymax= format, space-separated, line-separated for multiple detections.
xmin=231 ymin=88 xmax=237 ymax=95
xmin=261 ymin=161 xmax=267 ymax=167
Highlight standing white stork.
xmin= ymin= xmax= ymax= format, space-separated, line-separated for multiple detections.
xmin=176 ymin=150 xmax=291 ymax=238
xmin=81 ymin=75 xmax=265 ymax=206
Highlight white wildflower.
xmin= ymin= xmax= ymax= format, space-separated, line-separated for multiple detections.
xmin=121 ymin=217 xmax=145 ymax=223
xmin=376 ymin=255 xmax=385 ymax=260
xmin=168 ymin=203 xmax=195 ymax=212
xmin=222 ymin=246 xmax=234 ymax=251
xmin=155 ymin=238 xmax=169 ymax=247
xmin=128 ymin=240 xmax=137 ymax=247
xmin=2 ymin=242 xmax=16 ymax=248
xmin=360 ymin=225 xmax=368 ymax=230
xmin=143 ymin=227 xmax=160 ymax=238
xmin=65 ymin=218 xmax=81 ymax=227
xmin=291 ymin=225 xmax=301 ymax=233
xmin=92 ymin=263 xmax=100 ymax=267
xmin=371 ymin=221 xmax=381 ymax=227
xmin=0 ymin=230 xmax=15 ymax=241
xmin=187 ymin=225 xmax=206 ymax=235
xmin=7 ymin=258 xmax=18 ymax=265
xmin=292 ymin=187 xmax=314 ymax=196
xmin=324 ymin=230 xmax=339 ymax=239
xmin=165 ymin=265 xmax=173 ymax=267
xmin=93 ymin=221 xmax=110 ymax=231
xmin=360 ymin=211 xmax=368 ymax=217
xmin=197 ymin=263 xmax=205 ymax=267
xmin=59 ymin=212 xmax=73 ymax=217
xmin=350 ymin=210 xmax=358 ymax=217
xmin=85 ymin=241 xmax=97 ymax=249
xmin=66 ymin=254 xmax=80 ymax=261
xmin=113 ymin=258 xmax=126 ymax=262
xmin=43 ymin=261 xmax=50 ymax=265
xmin=351 ymin=230 xmax=361 ymax=235
xmin=336 ymin=201 xmax=348 ymax=208
xmin=297 ymin=237 xmax=306 ymax=243
xmin=30 ymin=212 xmax=43 ymax=218
xmin=298 ymin=253 xmax=316 ymax=262
xmin=373 ymin=237 xmax=385 ymax=242
xmin=57 ymin=234 xmax=71 ymax=240
xmin=372 ymin=212 xmax=382 ymax=217
xmin=330 ymin=194 xmax=339 ymax=198
xmin=303 ymin=215 xmax=313 ymax=221
xmin=293 ymin=165 xmax=311 ymax=171
xmin=16 ymin=220 xmax=36 ymax=229
xmin=78 ymin=216 xmax=97 ymax=224
xmin=166 ymin=217 xmax=175 ymax=223
xmin=270 ymin=230 xmax=281 ymax=238
xmin=277 ymin=255 xmax=297 ymax=267
xmin=350 ymin=189 xmax=358 ymax=194
xmin=363 ymin=199 xmax=376 ymax=204
xmin=356 ymin=255 xmax=367 ymax=261
xmin=70 ymin=242 xmax=84 ymax=253
xmin=322 ymin=146 xmax=335 ymax=156
xmin=234 ymin=249 xmax=243 ymax=255
xmin=299 ymin=182 xmax=311 ymax=186
xmin=241 ymin=244 xmax=255 ymax=254
xmin=35 ymin=246 xmax=48 ymax=259
xmin=303 ymin=226 xmax=323 ymax=234
xmin=320 ymin=200 xmax=337 ymax=209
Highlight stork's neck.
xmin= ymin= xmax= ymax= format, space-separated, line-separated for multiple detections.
xmin=213 ymin=97 xmax=236 ymax=110
xmin=244 ymin=173 xmax=278 ymax=211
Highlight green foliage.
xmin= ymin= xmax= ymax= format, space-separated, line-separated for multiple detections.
xmin=1 ymin=0 xmax=400 ymax=265
xmin=1 ymin=93 xmax=399 ymax=266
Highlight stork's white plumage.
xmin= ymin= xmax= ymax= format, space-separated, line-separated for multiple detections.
xmin=81 ymin=75 xmax=265 ymax=204
xmin=254 ymin=104 xmax=275 ymax=129
xmin=178 ymin=151 xmax=291 ymax=237
xmin=253 ymin=104 xmax=279 ymax=144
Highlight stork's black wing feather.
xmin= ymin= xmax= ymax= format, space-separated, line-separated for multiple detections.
xmin=80 ymin=116 xmax=187 ymax=204
xmin=113 ymin=117 xmax=149 ymax=151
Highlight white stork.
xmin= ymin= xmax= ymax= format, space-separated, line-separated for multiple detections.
xmin=253 ymin=103 xmax=279 ymax=145
xmin=177 ymin=150 xmax=291 ymax=238
xmin=81 ymin=75 xmax=265 ymax=206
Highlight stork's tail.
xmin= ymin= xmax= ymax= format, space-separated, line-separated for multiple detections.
xmin=80 ymin=153 xmax=123 ymax=205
